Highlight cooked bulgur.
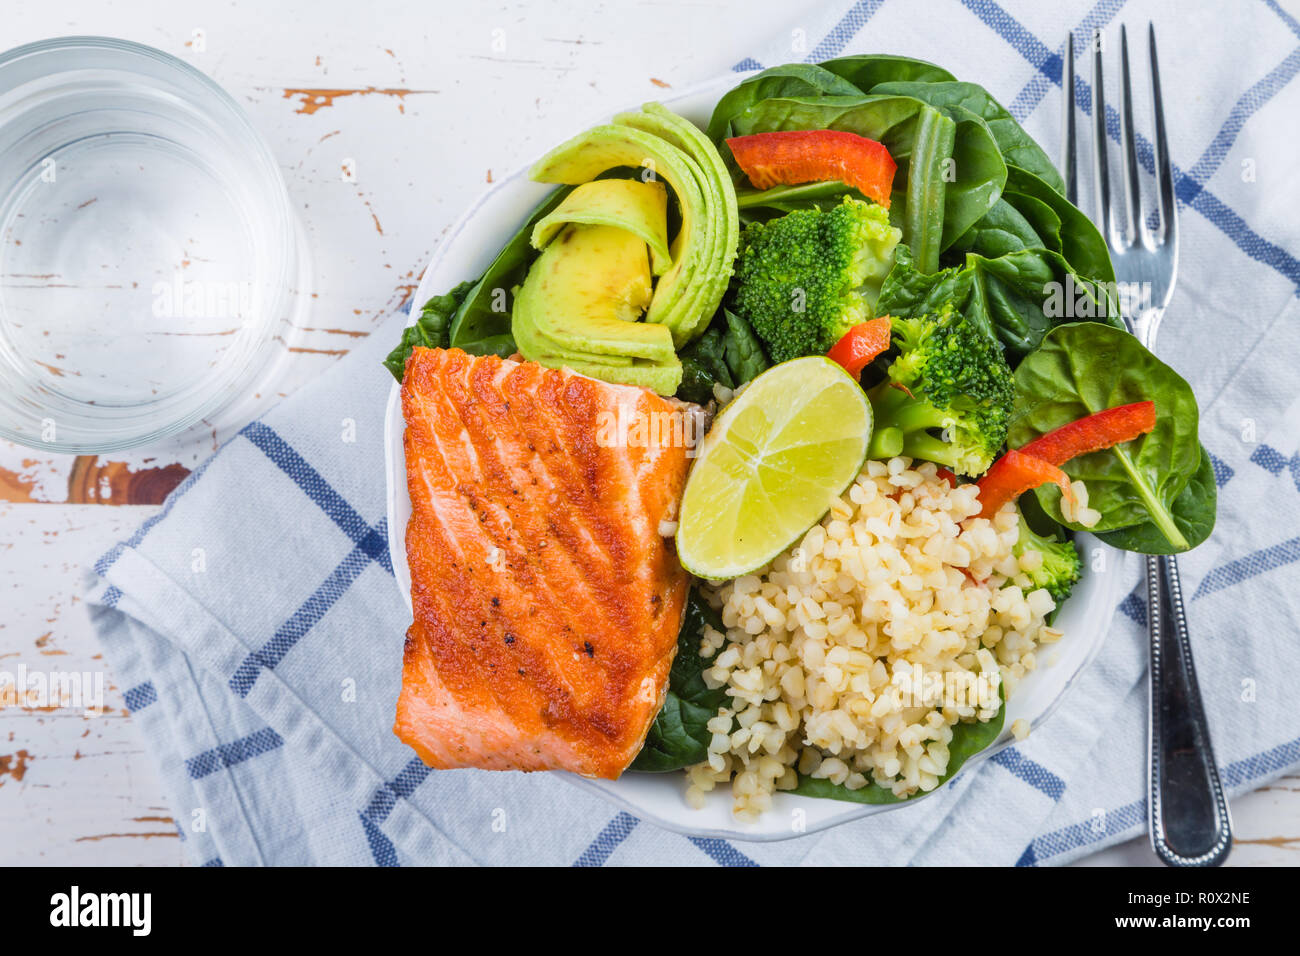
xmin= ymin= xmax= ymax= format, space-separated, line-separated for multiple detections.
xmin=686 ymin=456 xmax=1066 ymax=820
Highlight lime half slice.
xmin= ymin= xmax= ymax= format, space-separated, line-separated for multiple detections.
xmin=676 ymin=356 xmax=873 ymax=580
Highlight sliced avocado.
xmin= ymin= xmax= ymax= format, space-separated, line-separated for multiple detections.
xmin=512 ymin=221 xmax=683 ymax=394
xmin=513 ymin=324 xmax=633 ymax=367
xmin=529 ymin=123 xmax=708 ymax=349
xmin=532 ymin=179 xmax=672 ymax=276
xmin=517 ymin=225 xmax=675 ymax=363
xmin=613 ymin=103 xmax=739 ymax=344
xmin=555 ymin=358 xmax=683 ymax=396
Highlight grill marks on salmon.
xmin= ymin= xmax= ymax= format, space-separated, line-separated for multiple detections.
xmin=395 ymin=347 xmax=690 ymax=779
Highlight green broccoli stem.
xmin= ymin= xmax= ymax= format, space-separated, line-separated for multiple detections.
xmin=897 ymin=431 xmax=963 ymax=470
xmin=865 ymin=381 xmax=958 ymax=467
xmin=868 ymin=426 xmax=904 ymax=459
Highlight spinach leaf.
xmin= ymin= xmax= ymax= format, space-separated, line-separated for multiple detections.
xmin=938 ymin=104 xmax=1009 ymax=248
xmin=949 ymin=165 xmax=1115 ymax=275
xmin=999 ymin=193 xmax=1063 ymax=253
xmin=447 ymin=186 xmax=573 ymax=357
xmin=383 ymin=279 xmax=477 ymax=381
xmin=879 ymin=244 xmax=1120 ymax=363
xmin=947 ymin=196 xmax=1046 ymax=260
xmin=729 ymin=93 xmax=921 ymax=155
xmin=871 ymin=81 xmax=1064 ymax=194
xmin=1000 ymin=165 xmax=1116 ymax=284
xmin=631 ymin=589 xmax=730 ymax=772
xmin=966 ymin=249 xmax=1121 ymax=361
xmin=878 ymin=244 xmax=970 ymax=313
xmin=1009 ymin=322 xmax=1205 ymax=551
xmin=791 ymin=684 xmax=1006 ymax=804
xmin=707 ymin=63 xmax=866 ymax=143
xmin=933 ymin=166 xmax=1120 ymax=360
xmin=877 ymin=245 xmax=993 ymax=343
xmin=819 ymin=53 xmax=957 ymax=93
xmin=1096 ymin=443 xmax=1218 ymax=554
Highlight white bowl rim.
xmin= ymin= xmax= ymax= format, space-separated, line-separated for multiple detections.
xmin=383 ymin=72 xmax=1130 ymax=842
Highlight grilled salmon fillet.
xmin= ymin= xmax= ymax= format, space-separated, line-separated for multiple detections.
xmin=395 ymin=347 xmax=691 ymax=779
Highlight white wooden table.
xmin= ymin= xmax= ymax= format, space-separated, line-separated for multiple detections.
xmin=1 ymin=0 xmax=1294 ymax=867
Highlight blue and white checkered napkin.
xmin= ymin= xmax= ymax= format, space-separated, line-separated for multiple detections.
xmin=88 ymin=0 xmax=1300 ymax=866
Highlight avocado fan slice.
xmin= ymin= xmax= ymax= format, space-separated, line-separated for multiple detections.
xmin=531 ymin=179 xmax=672 ymax=277
xmin=517 ymin=224 xmax=676 ymax=362
xmin=613 ymin=103 xmax=740 ymax=346
xmin=529 ymin=124 xmax=707 ymax=349
xmin=512 ymin=220 xmax=683 ymax=394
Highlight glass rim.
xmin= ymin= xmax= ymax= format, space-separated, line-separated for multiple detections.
xmin=0 ymin=35 xmax=307 ymax=454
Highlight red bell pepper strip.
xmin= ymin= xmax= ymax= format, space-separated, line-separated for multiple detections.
xmin=1016 ymin=401 xmax=1157 ymax=466
xmin=827 ymin=317 xmax=892 ymax=379
xmin=975 ymin=450 xmax=1076 ymax=520
xmin=726 ymin=130 xmax=897 ymax=209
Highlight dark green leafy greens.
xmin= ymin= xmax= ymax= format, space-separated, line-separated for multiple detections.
xmin=820 ymin=54 xmax=956 ymax=93
xmin=870 ymin=81 xmax=1063 ymax=193
xmin=998 ymin=166 xmax=1115 ymax=282
xmin=383 ymin=280 xmax=476 ymax=380
xmin=677 ymin=328 xmax=731 ymax=405
xmin=965 ymin=248 xmax=1121 ymax=360
xmin=721 ymin=307 xmax=769 ymax=383
xmin=630 ymin=589 xmax=730 ymax=772
xmin=706 ymin=63 xmax=867 ymax=142
xmin=724 ymin=94 xmax=1005 ymax=273
xmin=676 ymin=308 xmax=770 ymax=404
xmin=1095 ymin=443 xmax=1218 ymax=554
xmin=877 ymin=245 xmax=1120 ymax=362
xmin=948 ymin=192 xmax=1047 ymax=261
xmin=1008 ymin=322 xmax=1207 ymax=552
xmin=712 ymin=56 xmax=1123 ymax=360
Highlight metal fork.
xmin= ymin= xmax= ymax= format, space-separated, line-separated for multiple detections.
xmin=1063 ymin=24 xmax=1232 ymax=867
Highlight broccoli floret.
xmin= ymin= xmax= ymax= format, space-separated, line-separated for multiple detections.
xmin=1012 ymin=509 xmax=1082 ymax=604
xmin=865 ymin=304 xmax=1015 ymax=476
xmin=729 ymin=197 xmax=901 ymax=364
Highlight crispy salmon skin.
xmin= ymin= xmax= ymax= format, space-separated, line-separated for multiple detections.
xmin=395 ymin=347 xmax=691 ymax=779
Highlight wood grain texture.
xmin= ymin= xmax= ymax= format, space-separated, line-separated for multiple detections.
xmin=0 ymin=0 xmax=1294 ymax=866
xmin=0 ymin=504 xmax=188 ymax=865
xmin=65 ymin=458 xmax=190 ymax=505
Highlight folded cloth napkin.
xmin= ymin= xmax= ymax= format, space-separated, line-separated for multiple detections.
xmin=88 ymin=0 xmax=1300 ymax=866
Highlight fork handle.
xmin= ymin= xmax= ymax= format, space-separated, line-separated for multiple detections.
xmin=1146 ymin=553 xmax=1233 ymax=866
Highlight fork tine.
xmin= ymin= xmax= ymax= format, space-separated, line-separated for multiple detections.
xmin=1062 ymin=31 xmax=1077 ymax=205
xmin=1091 ymin=29 xmax=1115 ymax=248
xmin=1148 ymin=23 xmax=1177 ymax=249
xmin=1118 ymin=25 xmax=1142 ymax=248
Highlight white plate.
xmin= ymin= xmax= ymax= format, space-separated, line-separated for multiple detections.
xmin=383 ymin=75 xmax=1130 ymax=841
